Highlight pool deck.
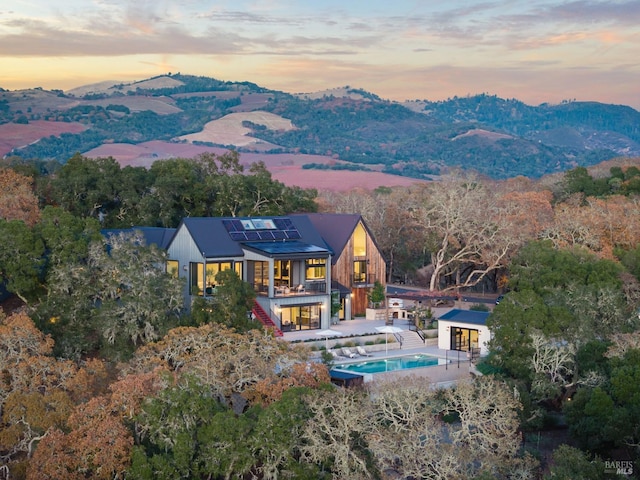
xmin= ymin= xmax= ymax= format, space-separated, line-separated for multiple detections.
xmin=281 ymin=313 xmax=479 ymax=388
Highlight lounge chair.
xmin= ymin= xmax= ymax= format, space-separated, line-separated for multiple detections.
xmin=328 ymin=349 xmax=344 ymax=359
xmin=356 ymin=346 xmax=373 ymax=357
xmin=342 ymin=348 xmax=358 ymax=358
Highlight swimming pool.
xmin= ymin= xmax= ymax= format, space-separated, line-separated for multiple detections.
xmin=333 ymin=354 xmax=447 ymax=374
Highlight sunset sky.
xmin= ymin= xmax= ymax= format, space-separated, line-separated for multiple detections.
xmin=1 ymin=1 xmax=639 ymax=109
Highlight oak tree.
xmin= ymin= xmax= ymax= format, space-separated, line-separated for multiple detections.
xmin=0 ymin=168 xmax=40 ymax=227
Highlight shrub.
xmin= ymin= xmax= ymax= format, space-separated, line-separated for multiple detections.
xmin=469 ymin=303 xmax=489 ymax=312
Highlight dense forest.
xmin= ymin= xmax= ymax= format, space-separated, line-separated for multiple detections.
xmin=1 ymin=152 xmax=640 ymax=478
xmin=3 ymin=74 xmax=640 ymax=179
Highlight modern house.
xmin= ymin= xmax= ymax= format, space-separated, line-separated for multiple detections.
xmin=101 ymin=214 xmax=386 ymax=335
xmin=297 ymin=213 xmax=386 ymax=320
xmin=437 ymin=309 xmax=491 ymax=356
xmin=166 ymin=216 xmax=330 ymax=334
xmin=164 ymin=213 xmax=386 ymax=335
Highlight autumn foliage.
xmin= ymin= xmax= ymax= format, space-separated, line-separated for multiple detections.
xmin=247 ymin=361 xmax=331 ymax=406
xmin=2 ymin=160 xmax=640 ymax=477
xmin=0 ymin=169 xmax=40 ymax=227
xmin=27 ymin=371 xmax=167 ymax=480
xmin=0 ymin=313 xmax=109 ymax=473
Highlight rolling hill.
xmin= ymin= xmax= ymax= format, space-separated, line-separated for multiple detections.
xmin=1 ymin=74 xmax=639 ymax=184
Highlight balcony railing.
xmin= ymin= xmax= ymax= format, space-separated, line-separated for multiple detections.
xmin=273 ymin=280 xmax=327 ymax=296
xmin=352 ymin=273 xmax=377 ymax=286
xmin=304 ymin=280 xmax=327 ymax=293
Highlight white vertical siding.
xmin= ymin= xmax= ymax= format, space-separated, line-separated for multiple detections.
xmin=167 ymin=224 xmax=206 ymax=302
xmin=437 ymin=320 xmax=492 ymax=356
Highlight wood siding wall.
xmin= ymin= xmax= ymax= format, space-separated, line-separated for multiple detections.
xmin=333 ymin=221 xmax=386 ymax=316
xmin=352 ymin=288 xmax=369 ymax=316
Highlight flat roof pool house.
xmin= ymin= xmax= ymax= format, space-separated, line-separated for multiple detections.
xmin=437 ymin=309 xmax=492 ymax=357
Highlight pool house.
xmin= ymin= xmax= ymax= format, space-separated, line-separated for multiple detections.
xmin=437 ymin=309 xmax=491 ymax=357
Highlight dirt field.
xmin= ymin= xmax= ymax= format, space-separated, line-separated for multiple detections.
xmin=270 ymin=166 xmax=426 ymax=191
xmin=85 ymin=140 xmax=428 ymax=192
xmin=178 ymin=111 xmax=295 ymax=147
xmin=0 ymin=120 xmax=87 ymax=156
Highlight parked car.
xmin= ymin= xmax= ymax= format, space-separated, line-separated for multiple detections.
xmin=495 ymin=295 xmax=504 ymax=305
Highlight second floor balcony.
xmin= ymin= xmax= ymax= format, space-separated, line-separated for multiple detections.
xmin=352 ymin=272 xmax=377 ymax=286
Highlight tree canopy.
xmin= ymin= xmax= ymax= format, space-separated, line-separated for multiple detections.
xmin=39 ymin=152 xmax=318 ymax=228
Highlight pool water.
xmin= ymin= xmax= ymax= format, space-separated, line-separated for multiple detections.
xmin=333 ymin=354 xmax=447 ymax=374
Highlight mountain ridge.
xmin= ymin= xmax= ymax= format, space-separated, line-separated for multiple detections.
xmin=1 ymin=73 xmax=639 ymax=181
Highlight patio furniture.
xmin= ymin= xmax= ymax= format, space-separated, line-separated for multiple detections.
xmin=328 ymin=349 xmax=345 ymax=359
xmin=275 ymin=285 xmax=291 ymax=296
xmin=342 ymin=348 xmax=358 ymax=358
xmin=356 ymin=346 xmax=373 ymax=357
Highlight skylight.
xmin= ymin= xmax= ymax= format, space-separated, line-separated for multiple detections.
xmin=223 ymin=218 xmax=301 ymax=242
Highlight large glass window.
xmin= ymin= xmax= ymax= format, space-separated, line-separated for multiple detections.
xmin=450 ymin=327 xmax=479 ymax=352
xmin=279 ymin=304 xmax=321 ymax=331
xmin=190 ymin=261 xmax=240 ymax=295
xmin=252 ymin=261 xmax=269 ymax=295
xmin=306 ymin=258 xmax=326 ymax=280
xmin=353 ymin=223 xmax=367 ymax=257
xmin=353 ymin=260 xmax=367 ymax=283
xmin=190 ymin=262 xmax=204 ymax=295
xmin=166 ymin=260 xmax=179 ymax=278
xmin=205 ymin=262 xmax=232 ymax=294
xmin=274 ymin=260 xmax=290 ymax=286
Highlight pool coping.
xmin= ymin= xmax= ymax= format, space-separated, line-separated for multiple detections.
xmin=329 ymin=352 xmax=471 ymax=385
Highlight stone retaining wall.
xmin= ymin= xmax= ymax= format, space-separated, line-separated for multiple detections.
xmin=306 ymin=334 xmax=401 ymax=352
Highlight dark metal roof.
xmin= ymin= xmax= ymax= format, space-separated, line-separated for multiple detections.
xmin=139 ymin=227 xmax=177 ymax=250
xmin=438 ymin=309 xmax=490 ymax=326
xmin=331 ymin=280 xmax=351 ymax=296
xmin=181 ymin=217 xmax=243 ymax=257
xmin=179 ymin=215 xmax=332 ymax=259
xmin=102 ymin=227 xmax=176 ymax=250
xmin=292 ymin=213 xmax=360 ymax=263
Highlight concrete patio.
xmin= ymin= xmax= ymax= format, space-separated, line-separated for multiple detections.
xmin=280 ymin=310 xmax=480 ymax=388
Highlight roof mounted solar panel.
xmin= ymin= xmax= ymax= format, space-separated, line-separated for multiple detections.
xmin=225 ymin=217 xmax=303 ymax=242
xmin=229 ymin=231 xmax=246 ymax=241
xmin=273 ymin=218 xmax=294 ymax=230
xmin=232 ymin=219 xmax=244 ymax=231
xmin=223 ymin=219 xmax=245 ymax=232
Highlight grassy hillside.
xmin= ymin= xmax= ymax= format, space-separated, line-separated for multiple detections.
xmin=2 ymin=75 xmax=639 ymax=179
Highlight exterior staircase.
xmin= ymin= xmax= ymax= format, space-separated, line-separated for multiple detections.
xmin=399 ymin=330 xmax=428 ymax=350
xmin=252 ymin=301 xmax=283 ymax=337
